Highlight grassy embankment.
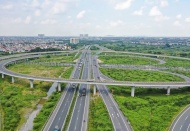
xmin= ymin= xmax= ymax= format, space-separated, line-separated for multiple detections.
xmin=0 ymin=77 xmax=49 ymax=131
xmin=98 ymin=55 xmax=158 ymax=65
xmin=100 ymin=68 xmax=184 ymax=82
xmin=160 ymin=57 xmax=190 ymax=68
xmin=88 ymin=87 xmax=114 ymax=131
xmin=0 ymin=59 xmax=73 ymax=130
xmin=108 ymin=86 xmax=190 ymax=131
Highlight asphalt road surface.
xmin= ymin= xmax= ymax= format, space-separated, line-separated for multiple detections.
xmin=67 ymin=48 xmax=91 ymax=131
xmin=92 ymin=55 xmax=133 ymax=131
xmin=170 ymin=105 xmax=190 ymax=131
xmin=43 ymin=51 xmax=86 ymax=131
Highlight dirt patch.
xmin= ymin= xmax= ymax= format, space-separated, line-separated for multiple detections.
xmin=97 ymin=59 xmax=103 ymax=63
xmin=73 ymin=59 xmax=78 ymax=62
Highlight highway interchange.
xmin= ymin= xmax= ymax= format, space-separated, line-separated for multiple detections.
xmin=1 ymin=46 xmax=190 ymax=130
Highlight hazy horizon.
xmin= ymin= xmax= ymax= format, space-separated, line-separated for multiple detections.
xmin=0 ymin=0 xmax=190 ymax=36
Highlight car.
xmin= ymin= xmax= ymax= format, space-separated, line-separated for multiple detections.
xmin=54 ymin=125 xmax=60 ymax=131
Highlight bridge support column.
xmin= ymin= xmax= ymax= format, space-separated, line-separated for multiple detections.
xmin=67 ymin=53 xmax=68 ymax=56
xmin=29 ymin=79 xmax=34 ymax=88
xmin=12 ymin=77 xmax=15 ymax=83
xmin=131 ymin=86 xmax=135 ymax=97
xmin=58 ymin=82 xmax=61 ymax=92
xmin=93 ymin=86 xmax=96 ymax=95
xmin=2 ymin=74 xmax=4 ymax=79
xmin=167 ymin=86 xmax=170 ymax=95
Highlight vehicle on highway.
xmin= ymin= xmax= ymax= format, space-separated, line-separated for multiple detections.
xmin=72 ymin=83 xmax=76 ymax=88
xmin=82 ymin=88 xmax=86 ymax=96
xmin=54 ymin=125 xmax=60 ymax=131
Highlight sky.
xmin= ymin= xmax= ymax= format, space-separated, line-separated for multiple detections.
xmin=0 ymin=0 xmax=190 ymax=36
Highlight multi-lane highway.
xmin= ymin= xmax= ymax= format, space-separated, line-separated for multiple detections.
xmin=67 ymin=48 xmax=91 ymax=131
xmin=92 ymin=55 xmax=133 ymax=131
xmin=170 ymin=105 xmax=190 ymax=131
xmin=43 ymin=51 xmax=86 ymax=131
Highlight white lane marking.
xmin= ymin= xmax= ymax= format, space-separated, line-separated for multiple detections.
xmin=59 ymin=117 xmax=61 ymax=120
xmin=171 ymin=106 xmax=190 ymax=131
xmin=187 ymin=123 xmax=190 ymax=131
xmin=185 ymin=116 xmax=188 ymax=120
xmin=180 ymin=125 xmax=182 ymax=130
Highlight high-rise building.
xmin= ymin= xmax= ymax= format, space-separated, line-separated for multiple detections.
xmin=79 ymin=34 xmax=88 ymax=39
xmin=70 ymin=38 xmax=79 ymax=44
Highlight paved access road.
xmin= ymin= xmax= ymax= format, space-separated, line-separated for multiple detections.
xmin=170 ymin=105 xmax=190 ymax=131
xmin=43 ymin=51 xmax=86 ymax=131
xmin=67 ymin=47 xmax=91 ymax=131
xmin=92 ymin=55 xmax=133 ymax=131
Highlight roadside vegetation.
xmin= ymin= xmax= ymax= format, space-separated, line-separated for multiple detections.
xmin=32 ymin=53 xmax=78 ymax=63
xmin=100 ymin=68 xmax=184 ymax=82
xmin=88 ymin=92 xmax=114 ymax=131
xmin=160 ymin=58 xmax=190 ymax=68
xmin=61 ymin=66 xmax=74 ymax=79
xmin=33 ymin=92 xmax=61 ymax=131
xmin=8 ymin=64 xmax=72 ymax=78
xmin=101 ymin=42 xmax=190 ymax=57
xmin=90 ymin=46 xmax=99 ymax=50
xmin=99 ymin=55 xmax=158 ymax=65
xmin=108 ymin=85 xmax=190 ymax=131
xmin=0 ymin=77 xmax=50 ymax=131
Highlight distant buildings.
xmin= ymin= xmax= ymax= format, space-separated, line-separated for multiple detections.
xmin=80 ymin=34 xmax=88 ymax=39
xmin=70 ymin=38 xmax=79 ymax=44
xmin=38 ymin=34 xmax=45 ymax=38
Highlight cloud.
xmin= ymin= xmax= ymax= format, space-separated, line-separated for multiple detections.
xmin=149 ymin=6 xmax=170 ymax=22
xmin=173 ymin=21 xmax=181 ymax=26
xmin=160 ymin=0 xmax=168 ymax=7
xmin=41 ymin=19 xmax=57 ymax=24
xmin=110 ymin=20 xmax=124 ymax=27
xmin=176 ymin=14 xmax=182 ymax=19
xmin=31 ymin=0 xmax=40 ymax=8
xmin=149 ymin=6 xmax=162 ymax=16
xmin=132 ymin=9 xmax=143 ymax=16
xmin=12 ymin=18 xmax=22 ymax=24
xmin=114 ymin=0 xmax=133 ymax=10
xmin=51 ymin=1 xmax=67 ymax=15
xmin=185 ymin=17 xmax=190 ymax=23
xmin=77 ymin=10 xmax=86 ymax=19
xmin=24 ymin=16 xmax=31 ymax=24
xmin=35 ymin=10 xmax=41 ymax=16
xmin=1 ymin=4 xmax=13 ymax=10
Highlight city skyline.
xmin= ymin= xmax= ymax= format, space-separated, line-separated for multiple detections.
xmin=0 ymin=0 xmax=190 ymax=37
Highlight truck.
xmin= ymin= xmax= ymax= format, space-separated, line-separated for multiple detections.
xmin=82 ymin=88 xmax=86 ymax=96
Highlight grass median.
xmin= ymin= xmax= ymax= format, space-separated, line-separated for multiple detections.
xmin=88 ymin=90 xmax=114 ymax=131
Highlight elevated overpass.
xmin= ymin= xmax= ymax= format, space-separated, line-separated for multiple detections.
xmin=0 ymin=50 xmax=190 ymax=97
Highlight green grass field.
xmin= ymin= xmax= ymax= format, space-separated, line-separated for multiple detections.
xmin=108 ymin=86 xmax=190 ymax=131
xmin=88 ymin=94 xmax=113 ymax=131
xmin=98 ymin=55 xmax=158 ymax=65
xmin=32 ymin=53 xmax=77 ymax=63
xmin=160 ymin=58 xmax=190 ymax=68
xmin=8 ymin=64 xmax=72 ymax=78
xmin=100 ymin=68 xmax=184 ymax=82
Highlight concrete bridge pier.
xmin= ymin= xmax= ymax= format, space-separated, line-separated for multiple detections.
xmin=167 ymin=86 xmax=170 ymax=95
xmin=57 ymin=82 xmax=61 ymax=92
xmin=29 ymin=79 xmax=34 ymax=88
xmin=131 ymin=86 xmax=135 ymax=97
xmin=2 ymin=73 xmax=4 ymax=79
xmin=93 ymin=86 xmax=96 ymax=95
xmin=12 ymin=76 xmax=15 ymax=83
